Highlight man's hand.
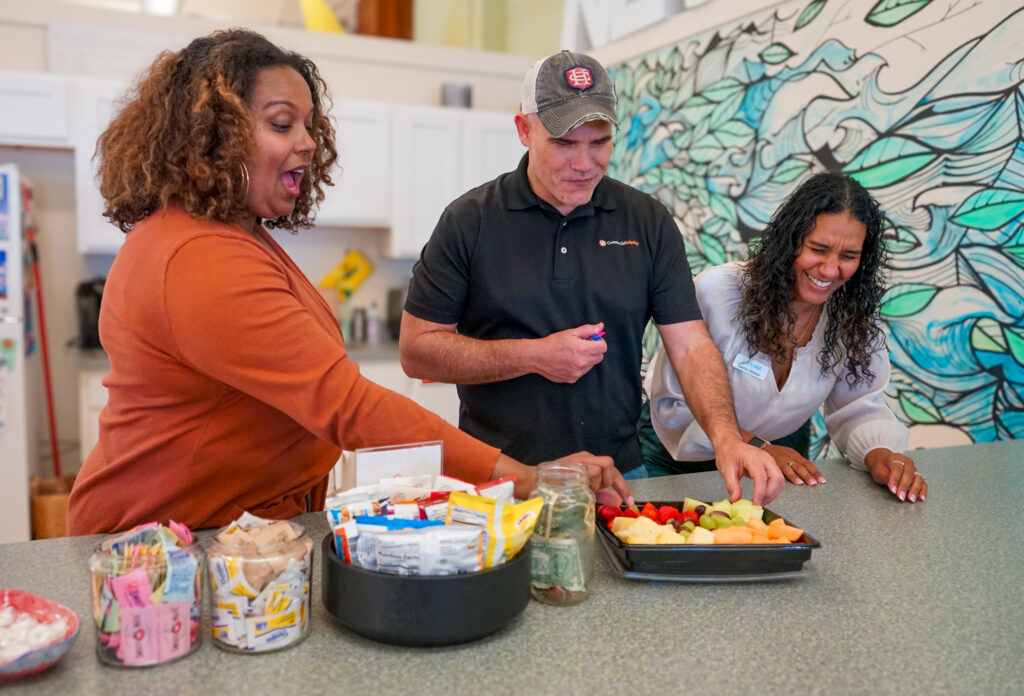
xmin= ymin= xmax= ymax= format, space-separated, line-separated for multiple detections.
xmin=530 ymin=323 xmax=607 ymax=383
xmin=714 ymin=439 xmax=785 ymax=505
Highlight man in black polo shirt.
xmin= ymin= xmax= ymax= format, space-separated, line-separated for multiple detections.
xmin=400 ymin=50 xmax=784 ymax=505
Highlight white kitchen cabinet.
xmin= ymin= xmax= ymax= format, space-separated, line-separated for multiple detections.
xmin=461 ymin=109 xmax=524 ymax=192
xmin=389 ymin=106 xmax=466 ymax=258
xmin=316 ymin=99 xmax=392 ymax=227
xmin=355 ymin=357 xmax=459 ymax=427
xmin=388 ymin=106 xmax=523 ymax=258
xmin=0 ymin=70 xmax=69 ymax=146
xmin=78 ymin=367 xmax=108 ymax=465
xmin=70 ymin=78 xmax=126 ymax=254
xmin=407 ymin=378 xmax=460 ymax=426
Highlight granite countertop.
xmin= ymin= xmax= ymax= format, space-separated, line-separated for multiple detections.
xmin=2 ymin=440 xmax=1022 ymax=694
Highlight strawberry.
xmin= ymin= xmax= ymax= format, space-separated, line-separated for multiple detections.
xmin=620 ymin=507 xmax=640 ymax=519
xmin=606 ymin=519 xmax=616 ymax=530
xmin=597 ymin=505 xmax=621 ymax=522
xmin=657 ymin=505 xmax=681 ymax=525
xmin=679 ymin=510 xmax=699 ymax=525
xmin=640 ymin=502 xmax=660 ymax=522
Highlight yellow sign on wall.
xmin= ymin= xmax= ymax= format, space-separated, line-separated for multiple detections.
xmin=320 ymin=249 xmax=373 ymax=299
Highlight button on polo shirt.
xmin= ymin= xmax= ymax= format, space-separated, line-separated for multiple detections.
xmin=406 ymin=153 xmax=701 ymax=472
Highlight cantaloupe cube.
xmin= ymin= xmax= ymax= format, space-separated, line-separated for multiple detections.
xmin=712 ymin=526 xmax=754 ymax=544
xmin=747 ymin=518 xmax=767 ymax=531
xmin=749 ymin=533 xmax=772 ymax=544
xmin=768 ymin=517 xmax=786 ymax=529
xmin=777 ymin=524 xmax=804 ymax=542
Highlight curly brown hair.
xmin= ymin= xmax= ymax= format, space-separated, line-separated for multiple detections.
xmin=96 ymin=28 xmax=337 ymax=232
xmin=739 ymin=172 xmax=888 ymax=387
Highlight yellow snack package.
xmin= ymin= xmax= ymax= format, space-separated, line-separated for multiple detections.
xmin=447 ymin=491 xmax=543 ymax=568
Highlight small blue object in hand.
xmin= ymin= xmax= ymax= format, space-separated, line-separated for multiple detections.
xmin=589 ymin=331 xmax=606 ymax=341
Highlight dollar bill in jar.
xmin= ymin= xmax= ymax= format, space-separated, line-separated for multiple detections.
xmin=529 ymin=462 xmax=595 ymax=606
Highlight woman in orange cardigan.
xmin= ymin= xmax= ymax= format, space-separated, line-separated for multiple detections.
xmin=68 ymin=29 xmax=628 ymax=534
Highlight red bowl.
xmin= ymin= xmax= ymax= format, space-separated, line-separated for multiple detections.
xmin=0 ymin=589 xmax=80 ymax=678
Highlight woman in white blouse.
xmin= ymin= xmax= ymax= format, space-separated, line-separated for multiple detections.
xmin=645 ymin=172 xmax=928 ymax=503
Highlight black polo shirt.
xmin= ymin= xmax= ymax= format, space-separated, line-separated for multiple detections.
xmin=405 ymin=154 xmax=701 ymax=473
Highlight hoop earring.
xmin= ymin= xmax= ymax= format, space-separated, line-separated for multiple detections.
xmin=239 ymin=162 xmax=250 ymax=199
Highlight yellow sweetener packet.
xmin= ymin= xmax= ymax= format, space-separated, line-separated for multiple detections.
xmin=447 ymin=491 xmax=543 ymax=568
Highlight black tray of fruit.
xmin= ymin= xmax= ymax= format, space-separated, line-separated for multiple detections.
xmin=595 ymin=499 xmax=821 ymax=581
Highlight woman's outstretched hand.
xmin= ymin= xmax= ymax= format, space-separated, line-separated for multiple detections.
xmin=767 ymin=445 xmax=826 ymax=487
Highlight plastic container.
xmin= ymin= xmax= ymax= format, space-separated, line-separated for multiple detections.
xmin=88 ymin=535 xmax=203 ymax=667
xmin=207 ymin=521 xmax=312 ymax=653
xmin=597 ymin=500 xmax=821 ymax=580
xmin=529 ymin=461 xmax=595 ymax=606
xmin=321 ymin=535 xmax=531 ymax=646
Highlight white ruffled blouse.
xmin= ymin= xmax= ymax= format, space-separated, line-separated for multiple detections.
xmin=645 ymin=262 xmax=908 ymax=469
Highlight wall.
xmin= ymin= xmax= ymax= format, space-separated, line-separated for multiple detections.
xmin=0 ymin=3 xmax=535 ymax=474
xmin=597 ymin=0 xmax=1023 ymax=454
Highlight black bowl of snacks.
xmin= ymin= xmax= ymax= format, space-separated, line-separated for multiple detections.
xmin=321 ymin=535 xmax=531 ymax=647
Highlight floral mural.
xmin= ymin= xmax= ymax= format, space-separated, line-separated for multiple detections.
xmin=610 ymin=0 xmax=1024 ymax=456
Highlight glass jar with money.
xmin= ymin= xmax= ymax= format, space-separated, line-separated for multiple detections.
xmin=528 ymin=461 xmax=595 ymax=606
xmin=206 ymin=514 xmax=313 ymax=653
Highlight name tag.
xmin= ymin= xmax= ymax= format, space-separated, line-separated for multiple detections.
xmin=732 ymin=352 xmax=771 ymax=381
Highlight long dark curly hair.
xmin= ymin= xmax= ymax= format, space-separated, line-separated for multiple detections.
xmin=739 ymin=172 xmax=888 ymax=386
xmin=96 ymin=28 xmax=337 ymax=232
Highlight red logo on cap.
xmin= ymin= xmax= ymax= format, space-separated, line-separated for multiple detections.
xmin=565 ymin=66 xmax=594 ymax=90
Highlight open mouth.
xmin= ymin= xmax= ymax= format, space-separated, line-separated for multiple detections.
xmin=282 ymin=168 xmax=305 ymax=196
xmin=805 ymin=272 xmax=834 ymax=290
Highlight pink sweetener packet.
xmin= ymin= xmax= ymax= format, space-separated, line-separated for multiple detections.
xmin=119 ymin=605 xmax=161 ymax=666
xmin=157 ymin=602 xmax=191 ymax=662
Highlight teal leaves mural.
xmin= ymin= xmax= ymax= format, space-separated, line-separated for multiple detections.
xmin=843 ymin=137 xmax=938 ymax=189
xmin=611 ymin=0 xmax=1024 ymax=453
xmin=879 ymin=284 xmax=939 ymax=317
xmin=865 ymin=0 xmax=933 ymax=27
xmin=951 ymin=189 xmax=1024 ymax=230
xmin=795 ymin=0 xmax=827 ymax=30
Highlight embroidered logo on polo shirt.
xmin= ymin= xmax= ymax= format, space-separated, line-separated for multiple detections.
xmin=599 ymin=239 xmax=639 ymax=247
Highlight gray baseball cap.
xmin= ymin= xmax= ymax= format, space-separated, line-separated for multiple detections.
xmin=520 ymin=50 xmax=618 ymax=138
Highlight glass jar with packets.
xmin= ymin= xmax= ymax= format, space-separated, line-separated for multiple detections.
xmin=528 ymin=461 xmax=596 ymax=606
xmin=206 ymin=513 xmax=313 ymax=654
xmin=88 ymin=521 xmax=203 ymax=667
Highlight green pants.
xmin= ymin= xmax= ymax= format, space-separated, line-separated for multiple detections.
xmin=638 ymin=399 xmax=811 ymax=478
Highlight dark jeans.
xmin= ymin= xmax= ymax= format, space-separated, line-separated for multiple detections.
xmin=638 ymin=399 xmax=811 ymax=478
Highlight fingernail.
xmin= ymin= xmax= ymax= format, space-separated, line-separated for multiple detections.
xmin=794 ymin=479 xmax=804 ymax=485
xmin=920 ymin=494 xmax=926 ymax=501
xmin=818 ymin=477 xmax=826 ymax=484
xmin=627 ymin=496 xmax=635 ymax=505
xmin=808 ymin=480 xmax=816 ymax=486
xmin=889 ymin=485 xmax=897 ymax=494
xmin=908 ymin=494 xmax=916 ymax=502
xmin=899 ymin=491 xmax=906 ymax=501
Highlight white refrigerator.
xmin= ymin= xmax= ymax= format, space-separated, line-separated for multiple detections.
xmin=0 ymin=163 xmax=41 ymax=543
